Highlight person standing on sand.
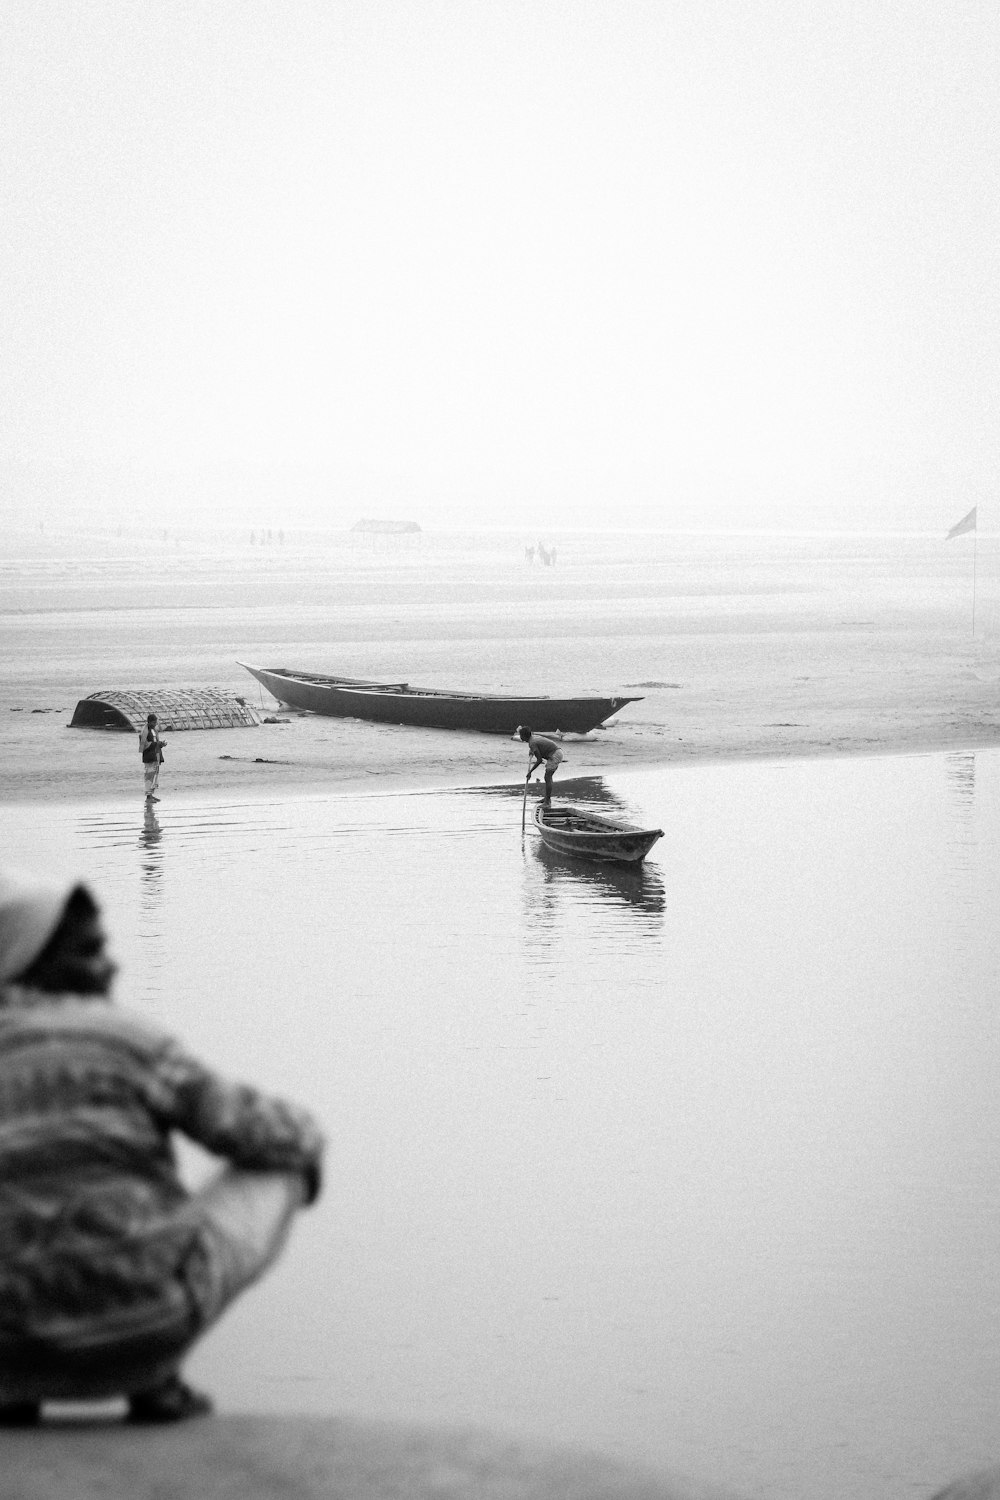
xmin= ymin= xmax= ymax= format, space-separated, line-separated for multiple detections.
xmin=0 ymin=868 xmax=325 ymax=1425
xmin=139 ymin=713 xmax=165 ymax=801
xmin=518 ymin=725 xmax=564 ymax=802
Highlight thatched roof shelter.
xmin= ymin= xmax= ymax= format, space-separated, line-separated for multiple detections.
xmin=70 ymin=689 xmax=260 ymax=732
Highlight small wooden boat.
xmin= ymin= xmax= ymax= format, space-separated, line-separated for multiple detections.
xmin=238 ymin=663 xmax=641 ymax=736
xmin=533 ymin=802 xmax=663 ymax=864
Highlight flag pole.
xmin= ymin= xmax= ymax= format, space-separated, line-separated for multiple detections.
xmin=947 ymin=507 xmax=979 ymax=632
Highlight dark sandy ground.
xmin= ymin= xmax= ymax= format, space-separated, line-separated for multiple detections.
xmin=4 ymin=1413 xmax=737 ymax=1500
xmin=2 ymin=1413 xmax=984 ymax=1499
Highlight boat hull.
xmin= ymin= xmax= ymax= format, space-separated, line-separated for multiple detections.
xmin=533 ymin=803 xmax=663 ymax=864
xmin=238 ymin=664 xmax=640 ymax=735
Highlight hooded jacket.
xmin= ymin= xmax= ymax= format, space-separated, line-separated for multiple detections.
xmin=0 ymin=983 xmax=323 ymax=1387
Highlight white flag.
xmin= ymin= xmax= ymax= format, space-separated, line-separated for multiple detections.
xmin=946 ymin=507 xmax=977 ymax=540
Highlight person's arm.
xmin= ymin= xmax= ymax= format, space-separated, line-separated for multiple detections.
xmin=146 ymin=1038 xmax=326 ymax=1203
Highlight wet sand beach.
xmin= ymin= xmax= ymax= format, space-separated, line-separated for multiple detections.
xmin=3 ymin=526 xmax=1000 ymax=803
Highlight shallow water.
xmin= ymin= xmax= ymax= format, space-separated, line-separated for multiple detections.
xmin=5 ymin=751 xmax=1000 ymax=1500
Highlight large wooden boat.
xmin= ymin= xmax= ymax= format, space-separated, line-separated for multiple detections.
xmin=238 ymin=664 xmax=641 ymax=735
xmin=533 ymin=801 xmax=663 ymax=864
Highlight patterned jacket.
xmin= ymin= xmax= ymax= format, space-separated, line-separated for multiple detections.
xmin=0 ymin=985 xmax=324 ymax=1368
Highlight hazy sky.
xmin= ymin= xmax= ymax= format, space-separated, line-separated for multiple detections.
xmin=3 ymin=1 xmax=998 ymax=531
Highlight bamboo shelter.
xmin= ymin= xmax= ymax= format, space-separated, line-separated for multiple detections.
xmin=70 ymin=689 xmax=261 ymax=732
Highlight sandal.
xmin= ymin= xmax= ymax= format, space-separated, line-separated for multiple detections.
xmin=126 ymin=1376 xmax=213 ymax=1424
xmin=0 ymin=1401 xmax=40 ymax=1426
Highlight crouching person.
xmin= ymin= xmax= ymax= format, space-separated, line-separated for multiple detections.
xmin=0 ymin=870 xmax=325 ymax=1425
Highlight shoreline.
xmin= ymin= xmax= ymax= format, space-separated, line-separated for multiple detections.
xmin=5 ymin=718 xmax=999 ymax=810
xmin=4 ymin=704 xmax=999 ymax=809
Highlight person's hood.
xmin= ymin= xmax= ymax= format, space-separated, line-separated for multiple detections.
xmin=0 ymin=869 xmax=73 ymax=984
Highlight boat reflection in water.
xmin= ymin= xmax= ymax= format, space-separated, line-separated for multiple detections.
xmin=531 ymin=838 xmax=666 ymax=917
xmin=519 ymin=839 xmax=665 ymax=970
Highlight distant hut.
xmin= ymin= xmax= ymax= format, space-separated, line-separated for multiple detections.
xmin=351 ymin=518 xmax=421 ymax=534
xmin=70 ymin=689 xmax=261 ymax=732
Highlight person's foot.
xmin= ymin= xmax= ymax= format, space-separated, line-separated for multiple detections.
xmin=126 ymin=1376 xmax=213 ymax=1424
xmin=149 ymin=795 xmax=160 ymax=802
xmin=0 ymin=1402 xmax=40 ymax=1426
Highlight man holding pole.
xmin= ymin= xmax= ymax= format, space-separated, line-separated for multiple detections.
xmin=517 ymin=726 xmax=564 ymax=803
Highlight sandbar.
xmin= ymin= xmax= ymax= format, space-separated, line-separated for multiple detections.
xmin=3 ymin=527 xmax=998 ymax=806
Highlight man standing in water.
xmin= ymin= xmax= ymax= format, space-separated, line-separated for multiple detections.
xmin=517 ymin=725 xmax=564 ymax=802
xmin=0 ymin=869 xmax=325 ymax=1424
xmin=139 ymin=713 xmax=165 ymax=802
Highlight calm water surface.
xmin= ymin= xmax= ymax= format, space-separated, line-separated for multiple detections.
xmin=5 ymin=752 xmax=1000 ymax=1500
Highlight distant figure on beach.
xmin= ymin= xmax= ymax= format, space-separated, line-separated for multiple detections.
xmin=139 ymin=714 xmax=165 ymax=802
xmin=524 ymin=544 xmax=535 ymax=563
xmin=518 ymin=726 xmax=564 ymax=802
xmin=0 ymin=869 xmax=325 ymax=1425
